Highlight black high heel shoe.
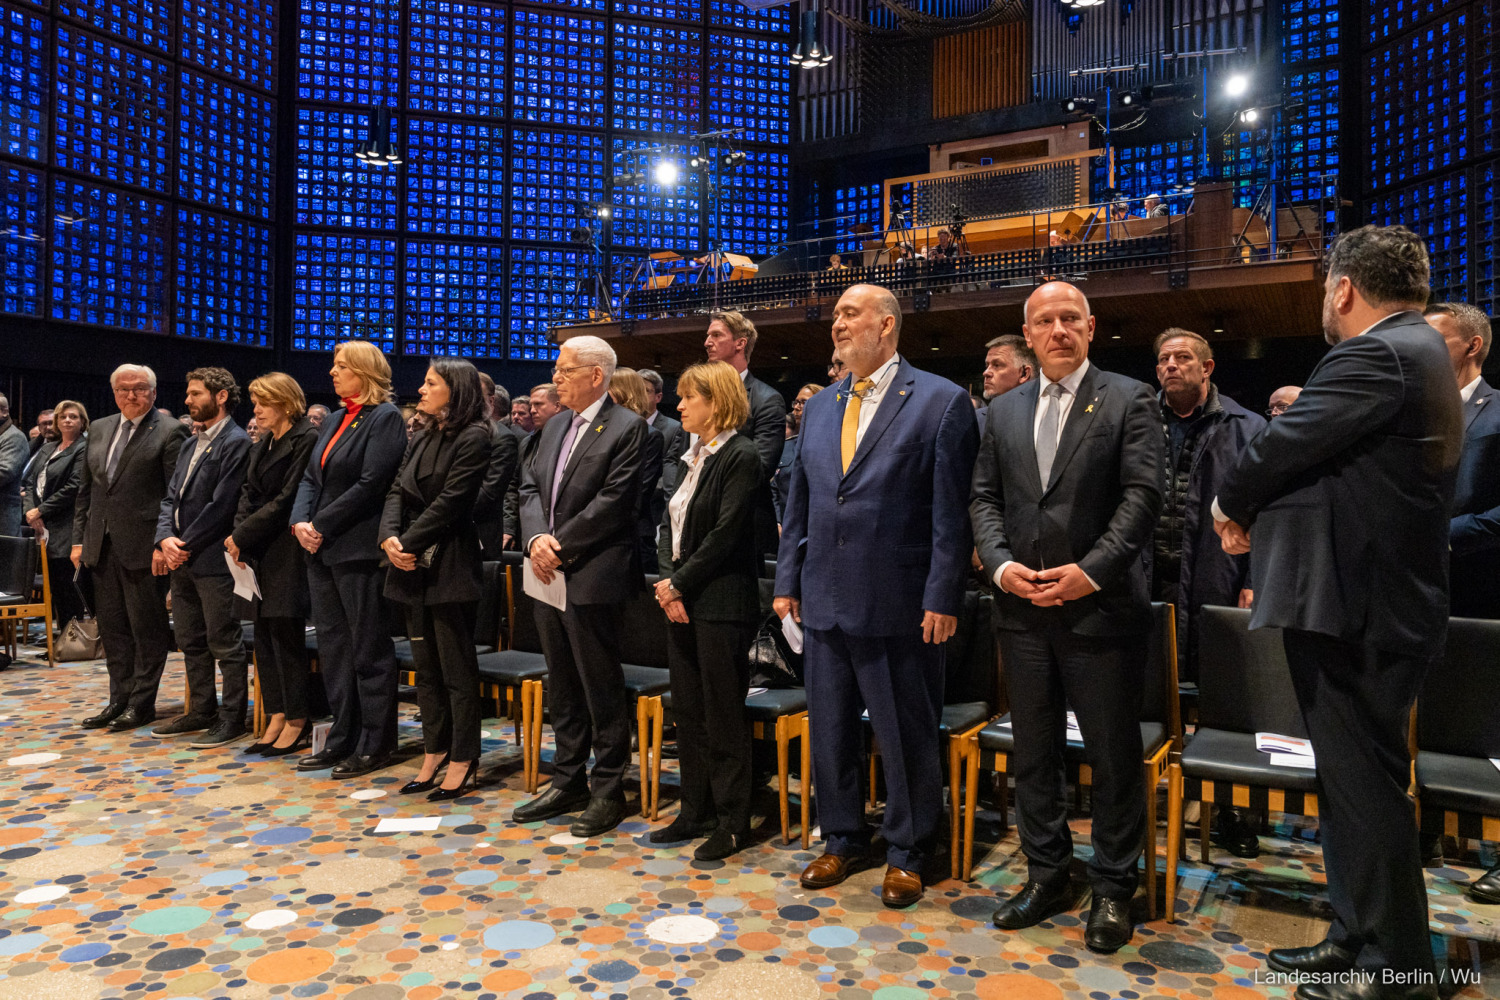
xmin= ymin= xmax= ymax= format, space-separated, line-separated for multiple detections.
xmin=401 ymin=754 xmax=450 ymax=795
xmin=260 ymin=729 xmax=312 ymax=759
xmin=427 ymin=760 xmax=479 ymax=802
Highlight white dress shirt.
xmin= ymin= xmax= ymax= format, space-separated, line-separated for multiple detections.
xmin=175 ymin=414 xmax=230 ymax=529
xmin=668 ymin=429 xmax=737 ymax=560
xmin=846 ymin=354 xmax=901 ymax=448
xmin=1462 ymin=374 xmax=1482 ymax=404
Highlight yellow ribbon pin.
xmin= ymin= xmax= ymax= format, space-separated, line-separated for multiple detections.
xmin=1085 ymin=404 xmax=1095 ymax=413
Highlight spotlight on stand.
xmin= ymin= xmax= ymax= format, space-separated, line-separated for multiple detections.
xmin=790 ymin=8 xmax=833 ymax=69
xmin=594 ymin=203 xmax=612 ymax=220
xmin=719 ymin=150 xmax=748 ymax=170
xmin=653 ymin=161 xmax=680 ymax=186
xmin=1238 ymin=106 xmax=1260 ymax=124
xmin=1061 ymin=96 xmax=1097 ymax=114
xmin=688 ymin=154 xmax=708 ymax=171
xmin=1224 ymin=72 xmax=1251 ymax=98
xmin=611 ymin=165 xmax=647 ymax=187
xmin=568 ymin=225 xmax=595 ymax=245
xmin=1117 ymin=91 xmax=1140 ymax=108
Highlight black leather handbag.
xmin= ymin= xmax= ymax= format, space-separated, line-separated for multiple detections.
xmin=748 ymin=612 xmax=803 ymax=688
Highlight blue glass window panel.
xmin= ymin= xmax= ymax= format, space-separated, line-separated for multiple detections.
xmin=708 ymin=34 xmax=790 ymax=145
xmin=54 ymin=27 xmax=175 ymax=194
xmin=407 ymin=118 xmax=504 ymax=239
xmin=709 ymin=0 xmax=790 ymax=33
xmin=614 ymin=0 xmax=700 ymax=23
xmin=178 ymin=71 xmax=275 ymax=220
xmin=297 ymin=0 xmax=401 ymax=106
xmin=295 ymin=107 xmax=399 ymax=229
xmin=716 ymin=148 xmax=788 ymax=256
xmin=832 ymin=181 xmax=880 ymax=253
xmin=0 ymin=164 xmax=45 ymax=316
xmin=610 ymin=139 xmax=701 ymax=251
xmin=1 ymin=4 xmax=48 ymax=162
xmin=58 ymin=0 xmax=173 ymax=53
xmin=1478 ymin=0 xmax=1496 ymax=152
xmin=181 ymin=0 xmax=278 ymax=94
xmin=1283 ymin=0 xmax=1340 ymax=62
xmin=510 ymin=244 xmax=609 ymax=360
xmin=292 ymin=232 xmax=397 ymax=352
xmin=1365 ymin=13 xmax=1468 ymax=190
xmin=49 ymin=179 xmax=168 ymax=333
xmin=1092 ymin=138 xmax=1200 ymax=207
xmin=1476 ymin=161 xmax=1498 ymax=312
xmin=510 ymin=128 xmax=605 ymax=242
xmin=409 ymin=0 xmax=507 ymax=117
xmin=612 ymin=22 xmax=702 ymax=135
xmin=175 ymin=208 xmax=272 ymax=345
xmin=1285 ymin=67 xmax=1340 ymax=219
xmin=1366 ymin=0 xmax=1460 ymax=45
xmin=513 ymin=10 xmax=607 ymax=129
xmin=403 ymin=241 xmax=507 ymax=357
xmin=1370 ymin=172 xmax=1469 ymax=303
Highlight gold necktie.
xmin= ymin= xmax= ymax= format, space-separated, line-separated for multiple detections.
xmin=841 ymin=378 xmax=873 ymax=473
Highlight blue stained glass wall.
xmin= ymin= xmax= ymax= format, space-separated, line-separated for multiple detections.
xmin=404 ymin=241 xmax=508 ymax=356
xmin=510 ymin=129 xmax=604 ymax=243
xmin=709 ymin=0 xmax=790 ymax=33
xmin=296 ymin=107 xmax=400 ymax=228
xmin=49 ymin=179 xmax=169 ymax=332
xmin=54 ymin=27 xmax=176 ymax=193
xmin=610 ymin=141 xmax=702 ymax=252
xmin=1366 ymin=11 xmax=1469 ymax=189
xmin=292 ymin=232 xmax=397 ymax=352
xmin=0 ymin=164 xmax=44 ymax=315
xmin=57 ymin=0 xmax=174 ymax=54
xmin=512 ymin=10 xmax=607 ymax=129
xmin=708 ymin=33 xmax=791 ymax=144
xmin=1370 ymin=172 xmax=1470 ymax=302
xmin=716 ymin=149 xmax=788 ymax=255
xmin=176 ymin=208 xmax=273 ymax=345
xmin=1 ymin=3 xmax=48 ymax=162
xmin=508 ymin=245 xmax=599 ymax=360
xmin=180 ymin=0 xmax=277 ymax=92
xmin=409 ymin=0 xmax=507 ymax=117
xmin=179 ymin=71 xmax=276 ymax=220
xmin=612 ymin=22 xmax=702 ymax=135
xmin=297 ymin=0 xmax=401 ymax=105
xmin=408 ymin=118 xmax=505 ymax=238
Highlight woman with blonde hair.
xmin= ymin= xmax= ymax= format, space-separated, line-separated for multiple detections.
xmin=289 ymin=341 xmax=408 ymax=778
xmin=23 ymin=399 xmax=89 ymax=628
xmin=227 ymin=373 xmax=320 ymax=757
xmin=610 ymin=367 xmax=665 ymax=564
xmin=649 ymin=360 xmax=759 ymax=860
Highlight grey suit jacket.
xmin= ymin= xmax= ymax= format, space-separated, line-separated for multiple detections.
xmin=73 ymin=410 xmax=191 ymax=570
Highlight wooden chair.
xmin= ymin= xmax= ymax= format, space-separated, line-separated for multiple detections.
xmin=0 ymin=536 xmax=53 ymax=667
xmin=475 ymin=553 xmax=548 ymax=791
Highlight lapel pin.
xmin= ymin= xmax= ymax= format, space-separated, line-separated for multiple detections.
xmin=595 ymin=425 xmax=603 ymax=433
xmin=1085 ymin=404 xmax=1095 ymax=413
xmin=898 ymin=390 xmax=907 ymax=396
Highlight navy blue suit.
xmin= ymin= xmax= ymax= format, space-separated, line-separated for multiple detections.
xmin=291 ymin=401 xmax=408 ymax=758
xmin=1451 ymin=376 xmax=1500 ymax=619
xmin=156 ymin=420 xmax=252 ymax=724
xmin=776 ymin=357 xmax=979 ymax=872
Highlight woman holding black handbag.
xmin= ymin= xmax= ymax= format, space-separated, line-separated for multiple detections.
xmin=650 ymin=360 xmax=761 ymax=860
xmin=379 ymin=358 xmax=492 ymax=801
xmin=227 ymin=373 xmax=319 ymax=757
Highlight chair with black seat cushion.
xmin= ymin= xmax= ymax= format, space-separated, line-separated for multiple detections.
xmin=962 ymin=602 xmax=1180 ymax=917
xmin=1415 ymin=617 xmax=1500 ymax=854
xmin=619 ymin=576 xmax=673 ymax=816
xmin=475 ymin=552 xmax=548 ymax=791
xmin=393 ymin=560 xmax=504 ymax=678
xmin=1164 ymin=605 xmax=1314 ymax=922
xmin=0 ymin=536 xmax=52 ymax=667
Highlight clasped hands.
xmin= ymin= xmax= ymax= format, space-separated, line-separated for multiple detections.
xmin=155 ymin=536 xmax=190 ymax=575
xmin=292 ymin=521 xmax=323 ymax=554
xmin=529 ymin=534 xmax=563 ymax=585
xmin=771 ymin=596 xmax=957 ymax=644
xmin=381 ymin=536 xmax=417 ymax=572
xmin=653 ymin=578 xmax=689 ymax=624
xmin=1000 ymin=562 xmax=1096 ymax=607
xmin=1214 ymin=517 xmax=1251 ymax=555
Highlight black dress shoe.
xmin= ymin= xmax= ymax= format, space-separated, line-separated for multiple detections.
xmin=1268 ymin=939 xmax=1358 ymax=975
xmin=1212 ymin=807 xmax=1261 ymax=859
xmin=107 ymin=707 xmax=156 ymax=732
xmin=648 ymin=817 xmax=717 ymax=844
xmin=1084 ymin=895 xmax=1132 ymax=953
xmin=570 ymin=796 xmax=626 ymax=837
xmin=659 ymin=741 xmax=679 ymax=760
xmin=1469 ymin=861 xmax=1500 ymax=904
xmin=331 ymin=753 xmax=393 ymax=779
xmin=296 ymin=749 xmax=349 ymax=771
xmin=190 ymin=721 xmax=248 ymax=749
xmin=151 ymin=714 xmax=215 ymax=739
xmin=81 ymin=704 xmax=126 ymax=729
xmin=1418 ymin=831 xmax=1445 ymax=868
xmin=512 ymin=786 xmax=591 ymax=823
xmin=693 ymin=829 xmax=745 ymax=861
xmin=1295 ymin=976 xmax=1438 ymax=1000
xmin=992 ymin=879 xmax=1071 ymax=930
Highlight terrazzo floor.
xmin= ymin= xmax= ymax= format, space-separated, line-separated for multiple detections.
xmin=1 ymin=651 xmax=1497 ymax=1000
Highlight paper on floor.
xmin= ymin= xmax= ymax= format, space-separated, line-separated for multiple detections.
xmin=374 ymin=817 xmax=442 ymax=833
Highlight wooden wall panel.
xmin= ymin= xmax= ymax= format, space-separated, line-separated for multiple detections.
xmin=932 ymin=21 xmax=1030 ymax=119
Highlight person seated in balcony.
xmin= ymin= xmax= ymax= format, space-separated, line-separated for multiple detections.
xmin=827 ymin=253 xmax=848 ymax=271
xmin=928 ymin=228 xmax=967 ymax=261
xmin=1144 ymin=194 xmax=1169 ymax=218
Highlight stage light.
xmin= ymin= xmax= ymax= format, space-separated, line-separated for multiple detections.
xmin=611 ymin=167 xmax=646 ymax=187
xmin=1224 ymin=73 xmax=1250 ymax=98
xmin=1118 ymin=91 xmax=1139 ymax=107
xmin=720 ymin=150 xmax=748 ymax=170
xmin=595 ymin=204 xmax=612 ymax=220
xmin=1238 ymin=107 xmax=1259 ymax=124
xmin=354 ymin=107 xmax=401 ymax=167
xmin=653 ymin=161 xmax=680 ymax=186
xmin=791 ymin=9 xmax=833 ymax=69
xmin=1073 ymin=0 xmax=1105 ymax=7
xmin=688 ymin=155 xmax=707 ymax=171
xmin=1061 ymin=96 xmax=1097 ymax=114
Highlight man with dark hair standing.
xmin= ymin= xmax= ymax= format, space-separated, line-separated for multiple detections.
xmin=638 ymin=368 xmax=688 ymax=532
xmin=474 ymin=372 xmax=520 ymax=554
xmin=504 ymin=384 xmax=563 ymax=548
xmin=0 ymin=394 xmax=28 ymax=535
xmin=975 ymin=334 xmax=1036 ymax=427
xmin=1215 ymin=226 xmax=1460 ymax=1000
xmin=705 ymin=310 xmax=786 ymax=554
xmin=511 ymin=397 xmax=535 ymax=434
xmin=151 ymin=367 xmax=253 ymax=748
xmin=73 ymin=365 xmax=191 ymax=731
xmin=971 ymin=280 xmax=1162 ymax=953
xmin=777 ymin=283 xmax=978 ymax=909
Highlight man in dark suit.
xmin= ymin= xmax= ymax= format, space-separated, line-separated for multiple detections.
xmin=502 ymin=384 xmax=561 ymax=546
xmin=149 ymin=368 xmax=253 ymax=748
xmin=72 ymin=364 xmax=191 ymax=731
xmin=474 ymin=374 xmax=521 ymax=555
xmin=0 ymin=393 xmax=29 ymax=536
xmin=515 ymin=337 xmax=647 ymax=837
xmin=705 ymin=311 xmax=786 ymax=555
xmin=776 ymin=284 xmax=979 ymax=909
xmin=974 ymin=334 xmax=1036 ymax=429
xmin=1215 ymin=227 xmax=1460 ymax=1000
xmin=970 ymin=280 xmax=1162 ymax=952
xmin=639 ymin=368 xmax=689 ymax=524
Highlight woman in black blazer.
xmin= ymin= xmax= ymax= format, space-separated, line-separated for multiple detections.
xmin=23 ymin=399 xmax=89 ymax=628
xmin=290 ymin=341 xmax=408 ymax=778
xmin=226 ymin=373 xmax=319 ymax=757
xmin=379 ymin=358 xmax=492 ymax=801
xmin=608 ymin=368 xmax=665 ymax=565
xmin=650 ymin=360 xmax=762 ymax=860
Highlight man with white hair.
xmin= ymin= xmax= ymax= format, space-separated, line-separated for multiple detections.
xmin=514 ymin=336 xmax=648 ymax=837
xmin=0 ymin=393 xmax=28 ymax=535
xmin=72 ymin=364 xmax=191 ymax=732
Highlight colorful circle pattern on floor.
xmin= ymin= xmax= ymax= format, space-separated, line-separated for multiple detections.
xmin=0 ymin=654 xmax=1494 ymax=998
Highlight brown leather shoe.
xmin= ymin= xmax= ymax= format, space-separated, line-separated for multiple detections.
xmin=800 ymin=853 xmax=855 ymax=889
xmin=881 ymin=865 xmax=923 ymax=908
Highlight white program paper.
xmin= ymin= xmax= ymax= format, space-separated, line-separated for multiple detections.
xmin=224 ymin=553 xmax=262 ymax=601
xmin=1490 ymin=758 xmax=1500 ymax=773
xmin=1270 ymin=753 xmax=1317 ymax=769
xmin=1256 ymin=732 xmax=1314 ymax=758
xmin=780 ymin=613 xmax=804 ymax=654
xmin=374 ymin=817 xmax=443 ymax=833
xmin=523 ymin=558 xmax=566 ymax=611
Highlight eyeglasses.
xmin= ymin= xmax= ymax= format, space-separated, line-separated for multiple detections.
xmin=1265 ymin=404 xmax=1291 ymax=416
xmin=551 ymin=364 xmax=598 ymax=381
xmin=115 ymin=385 xmax=152 ymax=396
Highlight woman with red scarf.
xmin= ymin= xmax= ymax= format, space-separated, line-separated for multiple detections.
xmin=289 ymin=341 xmax=408 ymax=778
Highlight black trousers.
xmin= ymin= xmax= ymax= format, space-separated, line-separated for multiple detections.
xmin=49 ymin=558 xmax=87 ymax=627
xmin=666 ymin=616 xmax=754 ymax=835
xmin=307 ymin=558 xmax=398 ymax=757
xmin=171 ymin=571 xmax=248 ymax=723
xmin=255 ymin=614 xmax=311 ymax=720
xmin=93 ymin=539 xmax=171 ymax=712
xmin=407 ymin=601 xmax=481 ymax=763
xmin=998 ymin=626 xmax=1146 ymax=899
xmin=1283 ymin=629 xmax=1436 ymax=976
xmin=535 ymin=600 xmax=630 ymax=802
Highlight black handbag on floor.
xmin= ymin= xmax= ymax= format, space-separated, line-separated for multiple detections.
xmin=748 ymin=612 xmax=803 ymax=688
